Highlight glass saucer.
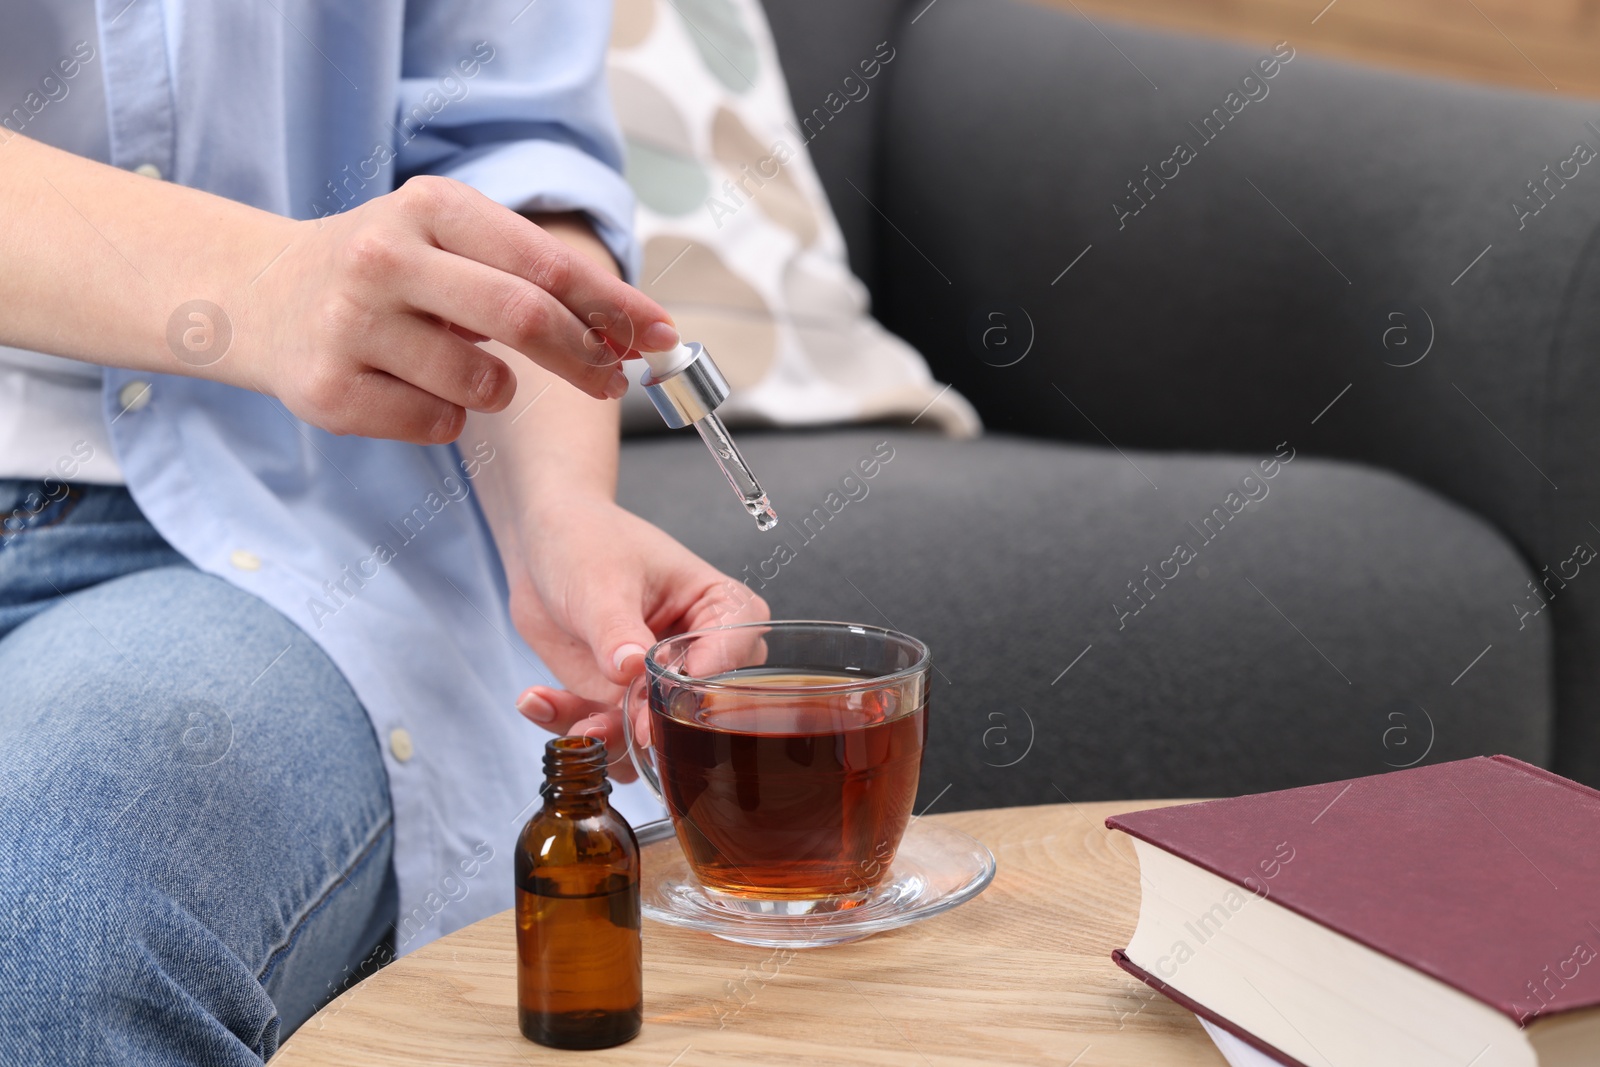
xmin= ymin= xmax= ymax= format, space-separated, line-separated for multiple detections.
xmin=636 ymin=818 xmax=997 ymax=948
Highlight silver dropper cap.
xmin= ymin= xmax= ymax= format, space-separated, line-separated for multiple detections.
xmin=640 ymin=342 xmax=777 ymax=531
xmin=639 ymin=342 xmax=729 ymax=429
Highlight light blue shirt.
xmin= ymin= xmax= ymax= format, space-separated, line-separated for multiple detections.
xmin=21 ymin=0 xmax=660 ymax=953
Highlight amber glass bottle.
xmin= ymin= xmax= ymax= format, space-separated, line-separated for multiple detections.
xmin=515 ymin=736 xmax=642 ymax=1049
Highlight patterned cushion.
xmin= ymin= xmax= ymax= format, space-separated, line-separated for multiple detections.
xmin=607 ymin=0 xmax=979 ymax=437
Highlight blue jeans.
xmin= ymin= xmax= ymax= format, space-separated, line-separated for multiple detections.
xmin=0 ymin=480 xmax=397 ymax=1064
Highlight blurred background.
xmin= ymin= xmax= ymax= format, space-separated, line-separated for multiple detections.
xmin=626 ymin=0 xmax=1600 ymax=803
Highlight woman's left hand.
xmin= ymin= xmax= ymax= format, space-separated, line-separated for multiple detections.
xmin=500 ymin=494 xmax=768 ymax=781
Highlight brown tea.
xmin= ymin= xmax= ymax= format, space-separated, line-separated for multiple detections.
xmin=650 ymin=670 xmax=927 ymax=899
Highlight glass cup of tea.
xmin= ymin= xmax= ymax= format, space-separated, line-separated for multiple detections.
xmin=621 ymin=621 xmax=930 ymax=909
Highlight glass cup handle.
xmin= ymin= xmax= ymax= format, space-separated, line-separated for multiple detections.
xmin=621 ymin=673 xmax=663 ymax=803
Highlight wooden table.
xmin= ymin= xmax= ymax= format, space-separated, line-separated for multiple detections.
xmin=276 ymin=801 xmax=1226 ymax=1066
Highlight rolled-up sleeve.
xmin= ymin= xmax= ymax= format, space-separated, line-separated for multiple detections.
xmin=396 ymin=0 xmax=639 ymax=281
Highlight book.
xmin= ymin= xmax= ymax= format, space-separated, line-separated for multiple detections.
xmin=1106 ymin=755 xmax=1600 ymax=1067
xmin=1199 ymin=1018 xmax=1280 ymax=1067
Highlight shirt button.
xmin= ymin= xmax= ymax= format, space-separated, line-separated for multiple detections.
xmin=133 ymin=163 xmax=163 ymax=180
xmin=389 ymin=728 xmax=415 ymax=763
xmin=228 ymin=549 xmax=261 ymax=571
xmin=117 ymin=380 xmax=152 ymax=412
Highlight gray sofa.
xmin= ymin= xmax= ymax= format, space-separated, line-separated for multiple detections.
xmin=619 ymin=0 xmax=1600 ymax=810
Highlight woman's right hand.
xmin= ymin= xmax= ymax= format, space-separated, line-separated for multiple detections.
xmin=241 ymin=175 xmax=678 ymax=444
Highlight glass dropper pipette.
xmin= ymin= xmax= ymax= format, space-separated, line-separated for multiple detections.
xmin=638 ymin=341 xmax=778 ymax=532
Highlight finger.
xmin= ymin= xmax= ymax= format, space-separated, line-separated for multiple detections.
xmin=446 ymin=322 xmax=489 ymax=343
xmin=418 ymin=178 xmax=681 ymax=355
xmin=684 ymin=578 xmax=771 ymax=631
xmin=516 ymin=687 xmax=642 ymax=781
xmin=302 ymin=366 xmax=466 ymax=444
xmin=366 ymin=314 xmax=517 ymax=414
xmin=680 ymin=579 xmax=771 ymax=679
xmin=570 ymin=578 xmax=660 ymax=689
xmin=683 ymin=625 xmax=769 ymax=680
xmin=397 ymin=246 xmax=624 ymax=400
xmin=516 ymin=686 xmax=615 ymax=736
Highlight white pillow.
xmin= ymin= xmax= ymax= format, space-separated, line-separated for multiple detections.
xmin=607 ymin=0 xmax=980 ymax=437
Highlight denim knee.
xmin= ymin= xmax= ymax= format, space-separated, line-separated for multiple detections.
xmin=0 ymin=566 xmax=394 ymax=1065
xmin=0 ymin=845 xmax=284 ymax=1064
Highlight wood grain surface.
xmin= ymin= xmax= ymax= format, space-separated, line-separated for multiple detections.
xmin=275 ymin=801 xmax=1226 ymax=1066
xmin=1046 ymin=0 xmax=1600 ymax=98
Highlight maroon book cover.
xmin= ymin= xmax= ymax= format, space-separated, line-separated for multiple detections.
xmin=1107 ymin=756 xmax=1600 ymax=1027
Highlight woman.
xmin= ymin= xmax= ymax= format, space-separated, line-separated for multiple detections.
xmin=0 ymin=2 xmax=764 ymax=1062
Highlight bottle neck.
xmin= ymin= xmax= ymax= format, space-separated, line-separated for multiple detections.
xmin=540 ymin=736 xmax=613 ymax=815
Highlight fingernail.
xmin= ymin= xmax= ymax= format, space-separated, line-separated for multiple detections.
xmin=640 ymin=321 xmax=680 ymax=351
xmin=517 ymin=691 xmax=555 ymax=724
xmin=603 ymin=368 xmax=628 ymax=400
xmin=612 ymin=643 xmax=648 ymax=673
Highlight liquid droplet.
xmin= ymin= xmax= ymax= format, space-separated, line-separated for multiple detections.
xmin=745 ymin=494 xmax=778 ymax=532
